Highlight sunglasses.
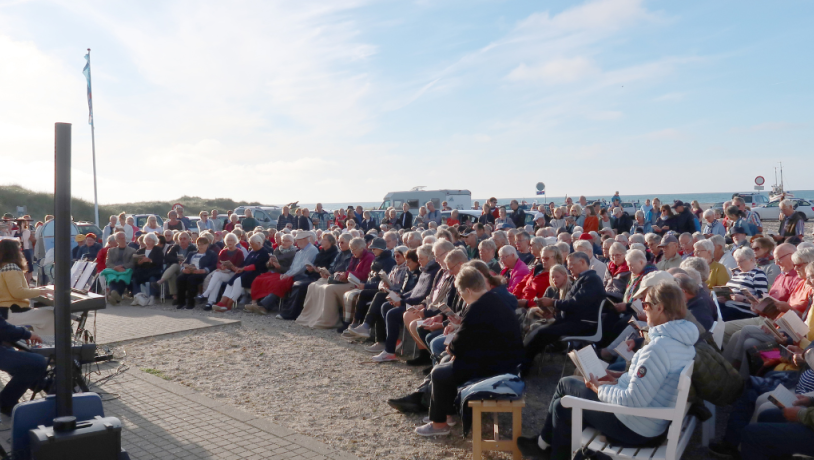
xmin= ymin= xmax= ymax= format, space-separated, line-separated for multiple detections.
xmin=642 ymin=301 xmax=654 ymax=311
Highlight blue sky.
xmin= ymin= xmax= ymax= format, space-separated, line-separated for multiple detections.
xmin=1 ymin=0 xmax=812 ymax=205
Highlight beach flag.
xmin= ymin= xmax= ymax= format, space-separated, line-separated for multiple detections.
xmin=83 ymin=51 xmax=93 ymax=125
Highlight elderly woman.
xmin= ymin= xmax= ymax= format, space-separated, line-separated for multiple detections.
xmin=630 ymin=211 xmax=652 ymax=234
xmin=477 ymin=238 xmax=500 ymax=274
xmin=175 ymin=237 xmax=218 ymax=309
xmin=701 ymin=208 xmax=726 ymax=237
xmin=752 ymin=237 xmax=780 ymax=286
xmin=494 ymin=206 xmax=514 ymax=229
xmin=131 ymin=232 xmax=164 ymax=305
xmin=201 ymin=233 xmax=245 ymax=309
xmin=248 ymin=232 xmax=318 ymax=314
xmin=142 ymin=215 xmax=161 ymax=234
xmin=693 ymin=239 xmax=729 ymax=288
xmin=214 ymin=233 xmax=270 ymax=312
xmin=296 ymin=237 xmax=374 ymax=328
xmin=224 ymin=213 xmax=239 ymax=233
xmin=719 ymin=247 xmax=769 ymax=321
xmin=415 ymin=264 xmax=524 ymax=437
xmin=164 ymin=210 xmax=185 ymax=231
xmin=518 ymin=282 xmax=698 ymax=459
xmin=549 ymin=207 xmax=566 ymax=230
xmin=197 ymin=210 xmax=215 ymax=233
xmin=514 ymin=242 xmax=560 ymax=308
xmin=604 ymin=242 xmax=631 ymax=301
xmin=157 ymin=231 xmax=196 ymax=303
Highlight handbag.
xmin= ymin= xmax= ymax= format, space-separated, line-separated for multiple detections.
xmin=746 ymin=343 xmax=782 ymax=376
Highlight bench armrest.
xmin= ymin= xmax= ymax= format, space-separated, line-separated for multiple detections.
xmin=560 ymin=396 xmax=676 ymax=421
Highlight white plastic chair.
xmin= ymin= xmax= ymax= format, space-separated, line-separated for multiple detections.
xmin=556 ymin=299 xmax=609 ymax=378
xmin=561 ymin=362 xmax=696 ymax=460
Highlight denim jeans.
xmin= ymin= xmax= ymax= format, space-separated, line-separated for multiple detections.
xmin=384 ymin=304 xmax=406 ymax=354
xmin=541 ymin=376 xmax=656 ymax=460
xmin=740 ymin=409 xmax=814 ymax=460
xmin=430 ymin=334 xmax=447 ymax=363
xmin=0 ymin=345 xmax=47 ymax=413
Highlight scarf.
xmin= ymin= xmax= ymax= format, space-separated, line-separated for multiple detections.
xmin=608 ymin=261 xmax=630 ymax=278
xmin=624 ymin=263 xmax=657 ymax=303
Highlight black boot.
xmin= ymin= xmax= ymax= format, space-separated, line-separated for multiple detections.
xmin=406 ymin=350 xmax=431 ymax=366
xmin=517 ymin=436 xmax=549 ymax=459
xmin=387 ymin=392 xmax=425 ymax=413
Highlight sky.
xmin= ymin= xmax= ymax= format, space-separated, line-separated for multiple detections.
xmin=1 ymin=0 xmax=812 ymax=206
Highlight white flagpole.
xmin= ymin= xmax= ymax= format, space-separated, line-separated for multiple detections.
xmin=86 ymin=48 xmax=99 ymax=227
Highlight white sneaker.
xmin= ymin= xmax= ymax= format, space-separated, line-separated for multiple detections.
xmin=371 ymin=351 xmax=397 ymax=363
xmin=348 ymin=324 xmax=371 ymax=338
xmin=130 ymin=294 xmax=144 ymax=306
xmin=414 ymin=422 xmax=450 ymax=437
xmin=364 ymin=343 xmax=386 ymax=353
xmin=423 ymin=415 xmax=457 ymax=427
xmin=146 ymin=296 xmax=156 ymax=306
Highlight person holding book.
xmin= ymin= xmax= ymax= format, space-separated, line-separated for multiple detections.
xmin=414 ymin=265 xmax=523 ymax=436
xmin=518 ymin=281 xmax=698 ymax=460
xmin=719 ymin=247 xmax=769 ymax=321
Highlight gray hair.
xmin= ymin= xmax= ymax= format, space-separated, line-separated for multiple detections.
xmin=478 ymin=238 xmax=496 ymax=252
xmin=530 ymin=236 xmax=546 ymax=248
xmin=702 ymin=208 xmax=715 ymax=220
xmin=635 ymin=210 xmax=644 ymax=219
xmin=629 ymin=234 xmax=646 ymax=245
xmin=417 ymin=244 xmax=435 ymax=261
xmin=144 ymin=232 xmax=159 ymax=244
xmin=445 ymin=248 xmax=469 ymax=267
xmin=498 ymin=245 xmax=518 ymax=258
xmin=249 ymin=233 xmax=265 ymax=245
xmin=630 ymin=243 xmax=647 ymax=253
xmin=567 ymin=251 xmax=591 ymax=266
xmin=709 ymin=234 xmax=726 ymax=249
xmin=393 ymin=245 xmax=409 ymax=257
xmin=555 ymin=241 xmax=571 ymax=256
xmin=779 ymin=199 xmax=795 ymax=210
xmin=791 ymin=248 xmax=814 ymax=265
xmin=349 ymin=237 xmax=366 ymax=251
xmin=733 ymin=246 xmax=756 ymax=262
xmin=609 ymin=242 xmax=627 ymax=255
xmin=680 ymin=257 xmax=710 ymax=283
xmin=224 ymin=233 xmax=239 ymax=245
xmin=694 ymin=239 xmax=714 ymax=254
xmin=625 ymin=248 xmax=647 ymax=265
xmin=674 ymin=273 xmax=700 ymax=296
xmin=573 ymin=240 xmax=593 ymax=253
xmin=645 ymin=233 xmax=661 ymax=244
xmin=432 ymin=239 xmax=455 ymax=255
xmin=281 ymin=234 xmax=295 ymax=243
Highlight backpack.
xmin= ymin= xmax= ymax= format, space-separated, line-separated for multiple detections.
xmin=690 ymin=335 xmax=745 ymax=406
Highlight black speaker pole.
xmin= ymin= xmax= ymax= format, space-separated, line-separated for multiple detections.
xmin=54 ymin=122 xmax=73 ymax=418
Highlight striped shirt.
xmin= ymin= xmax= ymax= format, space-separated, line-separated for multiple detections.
xmin=724 ymin=268 xmax=769 ymax=316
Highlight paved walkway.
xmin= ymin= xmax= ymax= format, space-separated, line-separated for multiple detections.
xmin=92 ymin=305 xmax=240 ymax=345
xmin=0 ymin=306 xmax=359 ymax=460
xmin=95 ymin=368 xmax=359 ymax=460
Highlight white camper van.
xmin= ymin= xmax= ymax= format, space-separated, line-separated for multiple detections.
xmin=379 ymin=188 xmax=471 ymax=211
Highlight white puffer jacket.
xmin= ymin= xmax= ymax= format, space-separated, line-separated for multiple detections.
xmin=598 ymin=319 xmax=698 ymax=438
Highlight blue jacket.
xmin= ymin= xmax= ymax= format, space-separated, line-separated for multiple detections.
xmin=630 ymin=221 xmax=652 ymax=235
xmin=598 ymin=319 xmax=698 ymax=437
xmin=183 ymin=250 xmax=218 ymax=274
xmin=552 ymin=269 xmax=605 ymax=325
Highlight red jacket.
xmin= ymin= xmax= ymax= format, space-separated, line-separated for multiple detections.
xmin=512 ymin=266 xmax=551 ymax=304
xmin=346 ymin=250 xmax=375 ymax=282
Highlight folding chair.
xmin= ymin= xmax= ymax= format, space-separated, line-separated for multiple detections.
xmin=557 ymin=298 xmax=608 ymax=378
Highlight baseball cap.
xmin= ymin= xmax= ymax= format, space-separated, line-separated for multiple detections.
xmin=672 ymin=200 xmax=685 ymax=208
xmin=732 ymin=226 xmax=747 ymax=236
xmin=369 ymin=237 xmax=387 ymax=251
xmin=632 ymin=271 xmax=676 ymax=299
xmin=578 ymin=233 xmax=594 ymax=241
xmin=85 ymin=232 xmax=97 ymax=240
xmin=659 ymin=235 xmax=678 ymax=247
xmin=74 ymin=234 xmax=86 ymax=242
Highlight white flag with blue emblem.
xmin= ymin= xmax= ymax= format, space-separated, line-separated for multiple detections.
xmin=83 ymin=52 xmax=93 ymax=125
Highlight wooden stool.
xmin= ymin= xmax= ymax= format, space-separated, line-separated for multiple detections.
xmin=468 ymin=399 xmax=525 ymax=460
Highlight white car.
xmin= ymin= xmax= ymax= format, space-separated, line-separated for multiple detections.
xmin=752 ymin=199 xmax=814 ymax=221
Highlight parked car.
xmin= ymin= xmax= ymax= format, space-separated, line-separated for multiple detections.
xmin=619 ymin=202 xmax=639 ymax=216
xmin=732 ymin=192 xmax=770 ymax=207
xmin=127 ymin=214 xmax=165 ymax=230
xmin=233 ymin=206 xmax=282 ymax=229
xmin=752 ymin=199 xmax=814 ymax=221
xmin=75 ymin=222 xmax=103 ymax=238
xmin=441 ymin=210 xmax=481 ymax=227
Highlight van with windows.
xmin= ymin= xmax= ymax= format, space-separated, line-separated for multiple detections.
xmin=379 ymin=188 xmax=471 ymax=211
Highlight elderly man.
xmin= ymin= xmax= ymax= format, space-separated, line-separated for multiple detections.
xmin=701 ymin=209 xmax=725 ymax=237
xmin=398 ymin=202 xmax=413 ymax=229
xmin=208 ymin=210 xmax=222 ymax=231
xmin=611 ymin=207 xmax=633 ymax=236
xmin=312 ymin=203 xmax=331 ymax=230
xmin=678 ymin=233 xmax=694 ymax=259
xmin=674 ymin=273 xmax=715 ymax=331
xmin=105 ymin=232 xmax=137 ymax=304
xmin=425 ymin=202 xmax=443 ymax=225
xmin=515 ymin=231 xmax=534 ymax=265
xmin=499 ymin=245 xmax=530 ymax=292
xmin=575 ymin=240 xmax=607 ymax=280
xmin=492 ymin=231 xmax=508 ymax=252
xmin=197 ymin=211 xmax=215 ymax=233
xmin=732 ymin=196 xmax=763 ymax=234
xmin=462 ymin=229 xmax=479 ymax=260
xmin=598 ymin=238 xmax=613 ymax=263
xmin=510 ymin=200 xmax=526 ymax=229
xmin=646 ymin=233 xmax=662 ymax=263
xmin=522 ymin=252 xmax=605 ymax=375
xmin=101 ymin=215 xmax=119 ymax=243
xmin=656 ymin=235 xmax=682 ymax=270
xmin=774 ymin=199 xmax=805 ymax=242
xmin=159 ymin=232 xmax=197 ymax=304
xmin=276 ymin=206 xmax=295 ymax=231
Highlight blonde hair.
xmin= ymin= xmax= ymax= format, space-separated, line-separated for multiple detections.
xmin=549 ymin=264 xmax=572 ymax=299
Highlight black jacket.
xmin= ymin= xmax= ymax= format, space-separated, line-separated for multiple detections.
xmin=553 ymin=269 xmax=605 ymax=325
xmin=166 ymin=243 xmax=198 ymax=265
xmin=329 ymin=249 xmax=353 ymax=274
xmin=402 ymin=260 xmax=441 ymax=306
xmin=613 ymin=212 xmax=634 ymax=235
xmin=398 ymin=211 xmax=413 ymax=229
xmin=296 ymin=215 xmax=313 ymax=230
xmin=478 ymin=213 xmax=496 ymax=225
xmin=674 ymin=208 xmax=697 ymax=234
xmin=449 ymin=291 xmax=524 ymax=375
xmin=134 ymin=246 xmax=165 ymax=273
xmin=276 ymin=214 xmax=296 ymax=231
xmin=182 ymin=250 xmax=218 ymax=274
xmin=511 ymin=208 xmax=526 ymax=229
xmin=360 ymin=219 xmax=378 ymax=233
xmin=364 ymin=250 xmax=397 ymax=289
xmin=313 ymin=245 xmax=339 ymax=269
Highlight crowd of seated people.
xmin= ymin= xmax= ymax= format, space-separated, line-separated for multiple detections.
xmin=29 ymin=195 xmax=810 ymax=456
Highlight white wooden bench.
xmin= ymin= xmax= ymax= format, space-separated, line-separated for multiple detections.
xmin=561 ymin=362 xmax=695 ymax=460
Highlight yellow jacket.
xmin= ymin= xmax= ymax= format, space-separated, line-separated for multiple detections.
xmin=707 ymin=260 xmax=730 ymax=289
xmin=0 ymin=263 xmax=41 ymax=308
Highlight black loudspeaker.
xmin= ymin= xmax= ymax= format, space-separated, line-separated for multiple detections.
xmin=29 ymin=416 xmax=126 ymax=460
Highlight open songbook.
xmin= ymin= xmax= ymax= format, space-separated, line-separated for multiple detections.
xmin=347 ymin=273 xmax=363 ymax=288
xmin=762 ymin=312 xmax=810 ymax=344
xmin=767 ymin=385 xmax=797 ymax=409
xmin=386 ymin=291 xmax=401 ymax=303
xmin=741 ymin=290 xmax=781 ymax=319
xmin=378 ymin=270 xmax=392 ymax=288
xmin=567 ymin=345 xmax=608 ymax=379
